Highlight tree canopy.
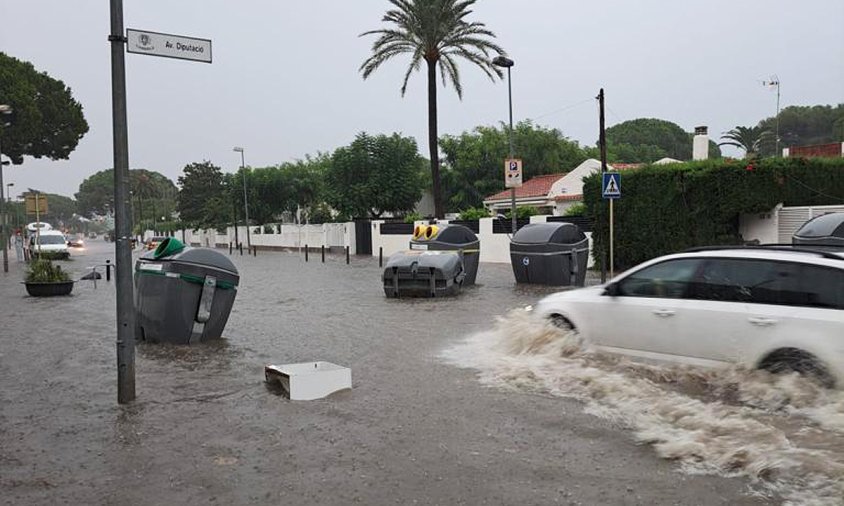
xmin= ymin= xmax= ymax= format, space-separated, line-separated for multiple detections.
xmin=325 ymin=132 xmax=425 ymax=218
xmin=757 ymin=104 xmax=844 ymax=156
xmin=76 ymin=168 xmax=176 ymax=221
xmin=360 ymin=0 xmax=505 ymax=219
xmin=0 ymin=52 xmax=89 ymax=165
xmin=604 ymin=118 xmax=720 ymax=162
xmin=176 ymin=161 xmax=229 ymax=229
xmin=719 ymin=126 xmax=773 ymax=158
xmin=440 ymin=121 xmax=587 ymax=210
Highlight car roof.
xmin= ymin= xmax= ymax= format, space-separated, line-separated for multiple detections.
xmin=659 ymin=247 xmax=844 ymax=269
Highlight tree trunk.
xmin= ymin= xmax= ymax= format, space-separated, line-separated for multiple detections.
xmin=426 ymin=58 xmax=443 ymax=219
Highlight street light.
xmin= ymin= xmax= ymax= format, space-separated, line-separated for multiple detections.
xmin=492 ymin=56 xmax=517 ymax=234
xmin=0 ymin=104 xmax=13 ymax=273
xmin=233 ymin=146 xmax=251 ymax=249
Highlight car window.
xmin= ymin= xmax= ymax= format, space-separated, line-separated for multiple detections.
xmin=617 ymin=258 xmax=703 ymax=298
xmin=690 ymin=258 xmax=820 ymax=306
xmin=796 ymin=264 xmax=844 ymax=310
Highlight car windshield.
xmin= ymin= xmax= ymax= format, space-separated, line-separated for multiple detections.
xmin=38 ymin=235 xmax=67 ymax=245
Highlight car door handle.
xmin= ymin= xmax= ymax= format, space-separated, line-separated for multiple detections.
xmin=748 ymin=317 xmax=777 ymax=326
xmin=652 ymin=309 xmax=675 ymax=317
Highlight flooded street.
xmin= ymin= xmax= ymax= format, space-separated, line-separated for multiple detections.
xmin=1 ymin=240 xmax=832 ymax=504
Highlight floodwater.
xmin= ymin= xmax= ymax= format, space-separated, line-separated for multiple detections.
xmin=0 ymin=240 xmax=830 ymax=504
xmin=442 ymin=310 xmax=844 ymax=505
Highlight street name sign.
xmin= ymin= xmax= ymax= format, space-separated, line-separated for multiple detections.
xmin=602 ymin=172 xmax=621 ymax=199
xmin=126 ymin=29 xmax=212 ymax=63
xmin=504 ymin=158 xmax=523 ymax=188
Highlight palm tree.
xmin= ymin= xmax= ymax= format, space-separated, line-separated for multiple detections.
xmin=719 ymin=126 xmax=773 ymax=158
xmin=360 ymin=0 xmax=506 ymax=218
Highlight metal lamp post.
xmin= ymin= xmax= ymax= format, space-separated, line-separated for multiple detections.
xmin=233 ymin=146 xmax=251 ymax=249
xmin=492 ymin=56 xmax=517 ymax=233
xmin=0 ymin=104 xmax=13 ymax=273
xmin=6 ymin=183 xmax=13 ymax=248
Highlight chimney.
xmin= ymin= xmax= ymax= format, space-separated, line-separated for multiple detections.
xmin=692 ymin=126 xmax=709 ymax=161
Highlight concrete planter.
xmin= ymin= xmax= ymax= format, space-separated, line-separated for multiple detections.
xmin=24 ymin=281 xmax=74 ymax=297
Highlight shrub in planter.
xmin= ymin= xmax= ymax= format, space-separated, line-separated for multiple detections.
xmin=24 ymin=259 xmax=74 ymax=296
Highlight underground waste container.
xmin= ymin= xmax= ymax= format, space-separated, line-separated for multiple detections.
xmin=793 ymin=212 xmax=844 ymax=249
xmin=409 ymin=223 xmax=480 ymax=285
xmin=510 ymin=222 xmax=589 ymax=286
xmin=135 ymin=238 xmax=239 ymax=344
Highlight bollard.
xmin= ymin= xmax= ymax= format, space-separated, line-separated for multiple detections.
xmin=321 ymin=245 xmax=325 ymax=263
xmin=253 ymin=245 xmax=257 ymax=257
xmin=305 ymin=245 xmax=309 ymax=262
xmin=229 ymin=242 xmax=233 ymax=255
xmin=239 ymin=242 xmax=243 ymax=255
xmin=379 ymin=247 xmax=383 ymax=268
xmin=346 ymin=245 xmax=350 ymax=265
xmin=106 ymin=260 xmax=112 ymax=282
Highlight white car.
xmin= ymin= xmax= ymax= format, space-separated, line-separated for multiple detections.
xmin=28 ymin=230 xmax=70 ymax=259
xmin=533 ymin=246 xmax=844 ymax=386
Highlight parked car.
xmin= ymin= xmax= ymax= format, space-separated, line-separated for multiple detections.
xmin=531 ymin=246 xmax=844 ymax=387
xmin=28 ymin=230 xmax=70 ymax=259
xmin=146 ymin=236 xmax=168 ymax=251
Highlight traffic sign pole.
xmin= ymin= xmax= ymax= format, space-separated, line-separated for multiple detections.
xmin=609 ymin=199 xmax=614 ymax=279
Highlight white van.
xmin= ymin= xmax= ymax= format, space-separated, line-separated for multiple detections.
xmin=28 ymin=230 xmax=70 ymax=259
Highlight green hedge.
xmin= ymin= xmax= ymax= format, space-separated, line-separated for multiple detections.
xmin=584 ymin=157 xmax=844 ymax=269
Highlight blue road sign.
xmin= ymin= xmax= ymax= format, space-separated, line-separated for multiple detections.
xmin=602 ymin=172 xmax=621 ymax=199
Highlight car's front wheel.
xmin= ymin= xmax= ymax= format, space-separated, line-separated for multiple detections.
xmin=549 ymin=314 xmax=575 ymax=331
xmin=758 ymin=348 xmax=835 ymax=388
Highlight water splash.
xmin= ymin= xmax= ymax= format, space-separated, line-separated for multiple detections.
xmin=441 ymin=309 xmax=844 ymax=505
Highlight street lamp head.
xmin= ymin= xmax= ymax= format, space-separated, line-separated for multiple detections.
xmin=232 ymin=146 xmax=244 ymax=153
xmin=492 ymin=56 xmax=514 ymax=68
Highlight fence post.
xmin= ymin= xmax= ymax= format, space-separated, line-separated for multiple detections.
xmin=321 ymin=245 xmax=325 ymax=263
xmin=106 ymin=260 xmax=112 ymax=282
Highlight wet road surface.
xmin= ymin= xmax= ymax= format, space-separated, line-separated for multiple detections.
xmin=2 ymin=240 xmax=769 ymax=505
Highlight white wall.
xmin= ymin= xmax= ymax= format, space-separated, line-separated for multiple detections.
xmin=738 ymin=203 xmax=844 ymax=244
xmin=177 ymin=223 xmax=353 ymax=250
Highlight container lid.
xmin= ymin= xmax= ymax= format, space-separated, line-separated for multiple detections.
xmin=512 ymin=222 xmax=586 ymax=244
xmin=794 ymin=213 xmax=844 ymax=239
xmin=430 ymin=224 xmax=478 ymax=244
xmin=140 ymin=246 xmax=238 ymax=274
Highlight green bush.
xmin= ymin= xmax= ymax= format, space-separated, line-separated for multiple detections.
xmin=505 ymin=206 xmax=539 ymax=219
xmin=32 ymin=251 xmax=69 ymax=261
xmin=458 ymin=207 xmax=491 ymax=220
xmin=26 ymin=259 xmax=71 ymax=283
xmin=584 ymin=157 xmax=844 ymax=269
xmin=563 ymin=202 xmax=586 ymax=216
xmin=403 ymin=212 xmax=422 ymax=223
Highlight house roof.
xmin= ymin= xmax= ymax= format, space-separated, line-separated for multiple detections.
xmin=485 ymin=173 xmax=567 ymax=202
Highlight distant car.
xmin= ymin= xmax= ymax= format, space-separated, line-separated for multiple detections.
xmin=28 ymin=230 xmax=70 ymax=259
xmin=67 ymin=236 xmax=85 ymax=248
xmin=146 ymin=236 xmax=168 ymax=251
xmin=531 ymin=246 xmax=844 ymax=387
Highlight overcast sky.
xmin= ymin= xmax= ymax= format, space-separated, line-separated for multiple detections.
xmin=1 ymin=0 xmax=843 ymax=200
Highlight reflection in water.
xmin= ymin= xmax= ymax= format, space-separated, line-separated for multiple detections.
xmin=442 ymin=309 xmax=844 ymax=505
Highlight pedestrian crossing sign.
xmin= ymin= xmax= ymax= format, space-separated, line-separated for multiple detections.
xmin=602 ymin=172 xmax=621 ymax=199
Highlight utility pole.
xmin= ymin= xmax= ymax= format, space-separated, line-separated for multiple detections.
xmin=598 ymin=88 xmax=608 ymax=283
xmin=109 ymin=0 xmax=136 ymax=404
xmin=0 ymin=104 xmax=12 ymax=274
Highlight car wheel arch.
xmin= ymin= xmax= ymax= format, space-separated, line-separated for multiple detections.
xmin=756 ymin=347 xmax=835 ymax=387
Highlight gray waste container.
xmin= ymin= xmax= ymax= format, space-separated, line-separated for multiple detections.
xmin=510 ymin=222 xmax=589 ymax=286
xmin=793 ymin=212 xmax=844 ymax=249
xmin=383 ymin=250 xmax=465 ymax=297
xmin=135 ymin=239 xmax=239 ymax=344
xmin=410 ymin=224 xmax=480 ymax=285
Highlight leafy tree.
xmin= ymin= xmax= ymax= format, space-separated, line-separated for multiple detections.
xmin=440 ymin=121 xmax=587 ymax=210
xmin=604 ymin=118 xmax=721 ymax=162
xmin=360 ymin=0 xmax=506 ymax=219
xmin=757 ymin=104 xmax=844 ymax=156
xmin=176 ymin=161 xmax=229 ymax=229
xmin=76 ymin=168 xmax=175 ymax=221
xmin=0 ymin=52 xmax=88 ymax=165
xmin=325 ymin=132 xmax=425 ymax=218
xmin=719 ymin=126 xmax=773 ymax=158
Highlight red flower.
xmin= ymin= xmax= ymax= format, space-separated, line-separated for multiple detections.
xmin=745 ymin=164 xmax=754 ymax=172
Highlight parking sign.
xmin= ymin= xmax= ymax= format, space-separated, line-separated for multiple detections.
xmin=505 ymin=158 xmax=523 ymax=188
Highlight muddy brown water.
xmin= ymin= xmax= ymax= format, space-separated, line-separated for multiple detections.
xmin=1 ymin=241 xmax=783 ymax=505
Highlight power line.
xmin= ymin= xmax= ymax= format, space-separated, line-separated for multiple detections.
xmin=529 ymin=97 xmax=594 ymax=121
xmin=785 ymin=173 xmax=844 ymax=202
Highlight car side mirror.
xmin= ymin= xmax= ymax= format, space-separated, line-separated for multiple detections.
xmin=604 ymin=282 xmax=620 ymax=297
